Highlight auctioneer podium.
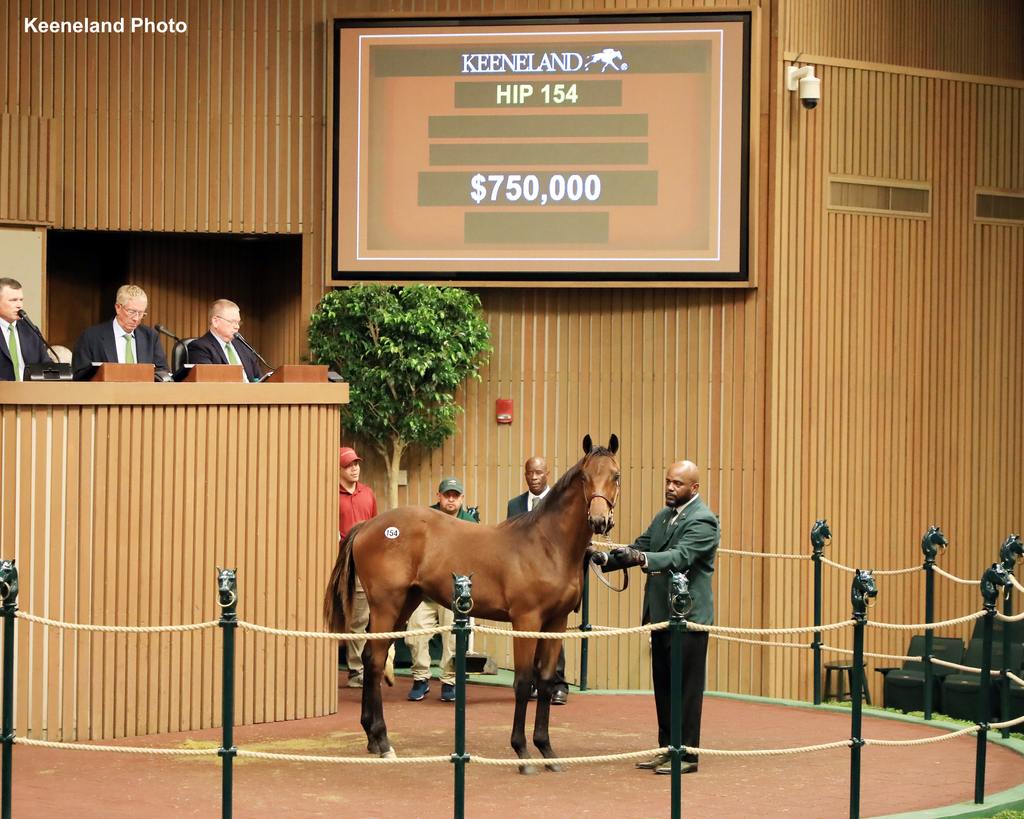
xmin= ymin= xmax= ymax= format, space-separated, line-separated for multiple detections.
xmin=0 ymin=367 xmax=346 ymax=741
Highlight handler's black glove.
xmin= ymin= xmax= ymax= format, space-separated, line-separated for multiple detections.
xmin=609 ymin=546 xmax=646 ymax=568
xmin=590 ymin=551 xmax=609 ymax=566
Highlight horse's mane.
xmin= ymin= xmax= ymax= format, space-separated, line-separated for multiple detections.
xmin=502 ymin=447 xmax=614 ymax=530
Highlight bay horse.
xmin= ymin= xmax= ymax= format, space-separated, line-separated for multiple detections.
xmin=324 ymin=434 xmax=620 ymax=772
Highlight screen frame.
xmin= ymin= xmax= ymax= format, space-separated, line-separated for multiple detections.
xmin=331 ymin=13 xmax=752 ymax=287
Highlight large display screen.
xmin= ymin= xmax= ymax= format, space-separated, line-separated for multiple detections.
xmin=333 ymin=16 xmax=750 ymax=282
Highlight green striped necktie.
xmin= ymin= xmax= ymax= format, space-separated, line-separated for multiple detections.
xmin=8 ymin=324 xmax=20 ymax=381
xmin=123 ymin=334 xmax=135 ymax=364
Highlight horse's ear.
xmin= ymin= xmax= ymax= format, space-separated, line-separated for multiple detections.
xmin=608 ymin=434 xmax=619 ymax=454
xmin=582 ymin=434 xmax=593 ymax=455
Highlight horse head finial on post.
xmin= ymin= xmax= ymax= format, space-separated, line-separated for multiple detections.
xmin=0 ymin=561 xmax=18 ymax=607
xmin=217 ymin=567 xmax=238 ymax=617
xmin=850 ymin=569 xmax=877 ymax=620
xmin=920 ymin=525 xmax=948 ymax=564
xmin=452 ymin=573 xmax=474 ymax=616
xmin=810 ymin=519 xmax=832 ymax=558
xmin=980 ymin=563 xmax=1011 ymax=611
xmin=669 ymin=572 xmax=692 ymax=620
xmin=998 ymin=534 xmax=1023 ymax=573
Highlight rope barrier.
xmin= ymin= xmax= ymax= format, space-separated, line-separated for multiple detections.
xmin=473 ymin=622 xmax=668 ymax=639
xmin=862 ymin=727 xmax=978 ymax=746
xmin=13 ymin=737 xmax=219 ymax=756
xmin=1008 ymin=671 xmax=1024 ymax=687
xmin=1010 ymin=575 xmax=1024 ymax=593
xmin=996 ymin=609 xmax=1024 ymax=623
xmin=866 ymin=611 xmax=987 ymax=631
xmin=236 ymin=750 xmax=451 ymax=765
xmin=713 ymin=635 xmax=809 ymax=649
xmin=820 ymin=557 xmax=920 ymax=576
xmin=15 ymin=612 xmax=219 ymax=634
xmin=718 ymin=548 xmax=806 ymax=560
xmin=990 ymin=714 xmax=1024 ymax=730
xmin=471 ymin=748 xmax=669 ymax=766
xmin=820 ymin=645 xmax=922 ymax=662
xmin=678 ymin=741 xmax=852 ymax=757
xmin=687 ymin=620 xmax=856 ymax=637
xmin=236 ymin=621 xmax=449 ymax=641
xmin=932 ymin=566 xmax=976 ymax=585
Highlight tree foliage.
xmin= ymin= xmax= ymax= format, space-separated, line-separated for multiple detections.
xmin=308 ymin=284 xmax=492 ymax=506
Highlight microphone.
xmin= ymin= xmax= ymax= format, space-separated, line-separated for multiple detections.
xmin=233 ymin=332 xmax=275 ymax=373
xmin=16 ymin=309 xmax=61 ymax=363
xmin=155 ymin=324 xmax=190 ymax=366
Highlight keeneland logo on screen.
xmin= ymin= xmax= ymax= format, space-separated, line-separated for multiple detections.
xmin=460 ymin=48 xmax=629 ymax=74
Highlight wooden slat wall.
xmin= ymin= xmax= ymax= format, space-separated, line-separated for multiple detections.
xmin=0 ymin=112 xmax=55 ymax=224
xmin=766 ymin=58 xmax=1024 ymax=701
xmin=780 ymin=0 xmax=1024 ymax=80
xmin=0 ymin=392 xmax=339 ymax=741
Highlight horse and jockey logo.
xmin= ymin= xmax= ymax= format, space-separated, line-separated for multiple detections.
xmin=584 ymin=48 xmax=627 ymax=72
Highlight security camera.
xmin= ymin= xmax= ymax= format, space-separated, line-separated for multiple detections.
xmin=786 ymin=65 xmax=821 ymax=110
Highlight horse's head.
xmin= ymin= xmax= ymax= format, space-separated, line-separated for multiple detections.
xmin=451 ymin=573 xmax=474 ymax=616
xmin=810 ymin=519 xmax=832 ymax=554
xmin=0 ymin=560 xmax=17 ymax=604
xmin=980 ymin=562 xmax=1012 ymax=609
xmin=850 ymin=569 xmax=877 ymax=617
xmin=920 ymin=525 xmax=949 ymax=561
xmin=669 ymin=571 xmax=692 ymax=619
xmin=217 ymin=567 xmax=237 ymax=609
xmin=581 ymin=434 xmax=620 ymax=535
xmin=998 ymin=534 xmax=1023 ymax=572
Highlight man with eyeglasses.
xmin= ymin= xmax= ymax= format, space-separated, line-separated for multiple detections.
xmin=188 ymin=299 xmax=262 ymax=382
xmin=72 ymin=284 xmax=170 ymax=380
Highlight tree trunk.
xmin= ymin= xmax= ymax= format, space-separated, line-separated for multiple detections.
xmin=379 ymin=436 xmax=406 ymax=510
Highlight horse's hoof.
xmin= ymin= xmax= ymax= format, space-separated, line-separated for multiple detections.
xmin=518 ymin=763 xmax=540 ymax=776
xmin=380 ymin=748 xmax=397 ymax=759
xmin=544 ymin=762 xmax=564 ymax=773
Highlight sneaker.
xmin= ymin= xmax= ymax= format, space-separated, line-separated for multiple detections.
xmin=346 ymin=673 xmax=363 ymax=689
xmin=440 ymin=683 xmax=456 ymax=702
xmin=407 ymin=679 xmax=430 ymax=701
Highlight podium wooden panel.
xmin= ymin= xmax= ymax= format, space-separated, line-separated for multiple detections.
xmin=265 ymin=364 xmax=328 ymax=383
xmin=90 ymin=362 xmax=155 ymax=382
xmin=182 ymin=363 xmax=245 ymax=382
xmin=0 ymin=382 xmax=348 ymax=741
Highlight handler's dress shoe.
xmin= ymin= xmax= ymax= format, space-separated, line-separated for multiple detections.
xmin=550 ymin=689 xmax=568 ymax=705
xmin=655 ymin=760 xmax=698 ymax=775
xmin=635 ymin=752 xmax=670 ymax=770
xmin=407 ymin=679 xmax=430 ymax=701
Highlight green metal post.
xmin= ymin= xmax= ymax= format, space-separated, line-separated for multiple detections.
xmin=0 ymin=561 xmax=19 ymax=819
xmin=923 ymin=558 xmax=935 ymax=720
xmin=217 ymin=569 xmax=238 ymax=819
xmin=1000 ymin=591 xmax=1012 ymax=739
xmin=811 ymin=529 xmax=825 ymax=705
xmin=579 ymin=569 xmax=591 ymax=691
xmin=974 ymin=609 xmax=994 ymax=804
xmin=451 ymin=575 xmax=473 ymax=819
xmin=667 ymin=571 xmax=691 ymax=819
xmin=848 ymin=570 xmax=875 ymax=819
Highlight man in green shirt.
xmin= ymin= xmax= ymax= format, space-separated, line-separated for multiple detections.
xmin=406 ymin=477 xmax=479 ymax=702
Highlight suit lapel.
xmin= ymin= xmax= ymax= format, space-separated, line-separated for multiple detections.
xmin=103 ymin=324 xmax=119 ymax=363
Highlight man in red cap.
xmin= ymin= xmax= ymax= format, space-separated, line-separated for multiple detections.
xmin=338 ymin=446 xmax=392 ymax=687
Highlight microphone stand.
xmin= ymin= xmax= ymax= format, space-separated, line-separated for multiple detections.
xmin=17 ymin=309 xmax=62 ymax=364
xmin=233 ymin=333 xmax=275 ymax=377
xmin=154 ymin=324 xmax=189 ymax=369
xmin=16 ymin=309 xmax=72 ymax=380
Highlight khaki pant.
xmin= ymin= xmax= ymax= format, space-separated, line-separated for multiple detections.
xmin=347 ymin=578 xmax=395 ymax=677
xmin=405 ymin=600 xmax=455 ymax=685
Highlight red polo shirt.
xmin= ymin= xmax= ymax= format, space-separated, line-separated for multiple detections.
xmin=339 ymin=482 xmax=378 ymax=540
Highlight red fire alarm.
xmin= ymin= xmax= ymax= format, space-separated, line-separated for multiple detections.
xmin=496 ymin=398 xmax=513 ymax=424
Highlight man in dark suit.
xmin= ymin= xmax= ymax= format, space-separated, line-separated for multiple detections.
xmin=71 ymin=284 xmax=170 ymax=380
xmin=594 ymin=460 xmax=720 ymax=775
xmin=187 ymin=299 xmax=262 ymax=382
xmin=506 ymin=456 xmax=570 ymax=705
xmin=0 ymin=277 xmax=50 ymax=381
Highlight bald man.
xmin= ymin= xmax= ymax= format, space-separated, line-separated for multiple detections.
xmin=594 ymin=461 xmax=720 ymax=775
xmin=506 ymin=455 xmax=569 ymax=704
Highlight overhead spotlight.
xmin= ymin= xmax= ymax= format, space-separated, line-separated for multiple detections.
xmin=786 ymin=64 xmax=821 ymax=110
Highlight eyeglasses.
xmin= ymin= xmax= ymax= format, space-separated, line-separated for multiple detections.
xmin=118 ymin=306 xmax=147 ymax=319
xmin=215 ymin=315 xmax=242 ymax=327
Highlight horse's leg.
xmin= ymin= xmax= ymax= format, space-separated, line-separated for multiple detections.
xmin=359 ymin=593 xmax=422 ymax=757
xmin=532 ymin=623 xmax=566 ymax=772
xmin=510 ymin=635 xmax=540 ymax=775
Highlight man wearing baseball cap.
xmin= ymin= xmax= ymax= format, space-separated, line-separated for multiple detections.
xmin=405 ymin=477 xmax=479 ymax=702
xmin=338 ymin=446 xmax=394 ymax=688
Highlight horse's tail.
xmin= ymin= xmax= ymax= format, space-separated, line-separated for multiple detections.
xmin=324 ymin=522 xmax=364 ymax=633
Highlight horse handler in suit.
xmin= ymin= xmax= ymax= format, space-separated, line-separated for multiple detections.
xmin=71 ymin=284 xmax=170 ymax=380
xmin=593 ymin=460 xmax=720 ymax=775
xmin=187 ymin=299 xmax=262 ymax=382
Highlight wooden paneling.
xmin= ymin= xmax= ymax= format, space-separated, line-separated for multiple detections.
xmin=766 ymin=60 xmax=1024 ymax=701
xmin=0 ymin=384 xmax=342 ymax=740
xmin=0 ymin=113 xmax=55 ymax=224
xmin=781 ymin=0 xmax=1024 ymax=79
